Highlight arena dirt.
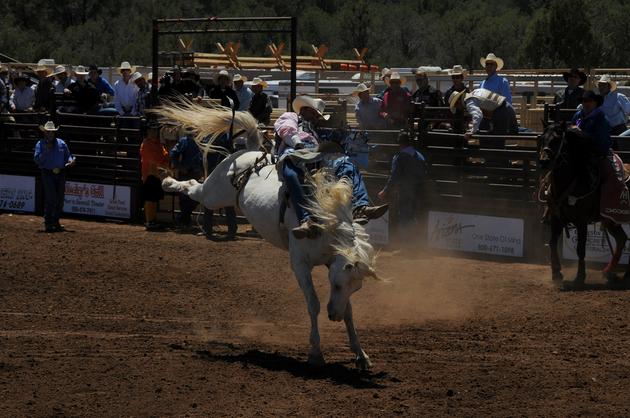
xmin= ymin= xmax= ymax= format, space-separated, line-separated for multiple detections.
xmin=2 ymin=214 xmax=630 ymax=417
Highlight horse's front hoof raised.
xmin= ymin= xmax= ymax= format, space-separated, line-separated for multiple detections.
xmin=355 ymin=355 xmax=372 ymax=371
xmin=307 ymin=352 xmax=325 ymax=368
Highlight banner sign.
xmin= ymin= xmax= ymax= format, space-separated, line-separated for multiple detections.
xmin=427 ymin=211 xmax=524 ymax=257
xmin=562 ymin=223 xmax=630 ymax=263
xmin=63 ymin=181 xmax=131 ymax=219
xmin=0 ymin=175 xmax=36 ymax=213
xmin=365 ymin=210 xmax=389 ymax=245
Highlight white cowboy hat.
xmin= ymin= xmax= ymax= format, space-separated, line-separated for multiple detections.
xmin=52 ymin=65 xmax=67 ymax=76
xmin=118 ymin=61 xmax=136 ymax=73
xmin=380 ymin=67 xmax=392 ymax=79
xmin=448 ymin=65 xmax=467 ymax=76
xmin=33 ymin=64 xmax=52 ymax=75
xmin=448 ymin=89 xmax=469 ymax=113
xmin=352 ymin=83 xmax=370 ymax=96
xmin=39 ymin=121 xmax=59 ymax=132
xmin=250 ymin=77 xmax=268 ymax=88
xmin=389 ymin=72 xmax=406 ymax=84
xmin=597 ymin=74 xmax=617 ymax=91
xmin=215 ymin=69 xmax=231 ymax=81
xmin=480 ymin=53 xmax=504 ymax=71
xmin=130 ymin=71 xmax=145 ymax=83
xmin=73 ymin=65 xmax=89 ymax=76
xmin=232 ymin=74 xmax=247 ymax=82
xmin=415 ymin=66 xmax=433 ymax=76
xmin=292 ymin=95 xmax=331 ymax=120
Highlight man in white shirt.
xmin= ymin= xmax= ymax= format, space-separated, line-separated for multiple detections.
xmin=10 ymin=74 xmax=35 ymax=112
xmin=233 ymin=74 xmax=253 ymax=111
xmin=113 ymin=61 xmax=139 ymax=116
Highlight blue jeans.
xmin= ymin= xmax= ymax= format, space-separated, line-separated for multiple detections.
xmin=330 ymin=156 xmax=370 ymax=209
xmin=283 ymin=159 xmax=309 ymax=223
xmin=178 ymin=194 xmax=198 ymax=225
xmin=41 ymin=169 xmax=66 ymax=226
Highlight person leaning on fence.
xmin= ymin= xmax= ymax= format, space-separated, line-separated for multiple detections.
xmin=248 ymin=77 xmax=273 ymax=125
xmin=132 ymin=71 xmax=151 ymax=115
xmin=140 ymin=118 xmax=169 ymax=231
xmin=33 ymin=62 xmax=55 ymax=113
xmin=67 ymin=65 xmax=101 ymax=114
xmin=52 ymin=65 xmax=74 ymax=94
xmin=33 ymin=121 xmax=76 ymax=233
xmin=9 ymin=73 xmax=35 ymax=112
xmin=233 ymin=74 xmax=253 ymax=111
xmin=114 ymin=61 xmax=139 ymax=116
xmin=412 ymin=67 xmax=443 ymax=106
xmin=353 ymin=83 xmax=386 ymax=130
xmin=88 ymin=64 xmax=115 ymax=97
xmin=380 ymin=72 xmax=412 ymax=129
xmin=377 ymin=132 xmax=427 ymax=251
xmin=554 ymin=68 xmax=586 ymax=110
xmin=209 ymin=70 xmax=240 ymax=109
xmin=443 ymin=65 xmax=469 ymax=134
xmin=377 ymin=67 xmax=411 ymax=100
xmin=479 ymin=53 xmax=512 ymax=104
xmin=597 ymin=75 xmax=630 ymax=137
xmin=169 ymin=127 xmax=203 ymax=229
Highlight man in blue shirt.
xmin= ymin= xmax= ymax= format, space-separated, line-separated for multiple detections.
xmin=170 ymin=128 xmax=203 ymax=228
xmin=353 ymin=83 xmax=386 ymax=130
xmin=33 ymin=121 xmax=75 ymax=232
xmin=88 ymin=64 xmax=115 ymax=97
xmin=479 ymin=53 xmax=512 ymax=104
xmin=597 ymin=75 xmax=630 ymax=136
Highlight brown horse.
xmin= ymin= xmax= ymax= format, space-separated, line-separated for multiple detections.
xmin=538 ymin=123 xmax=629 ymax=288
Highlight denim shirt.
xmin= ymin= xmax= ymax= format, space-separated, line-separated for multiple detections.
xmin=479 ymin=73 xmax=512 ymax=104
xmin=601 ymin=91 xmax=630 ymax=128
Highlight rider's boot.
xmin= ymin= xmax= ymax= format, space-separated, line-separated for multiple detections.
xmin=292 ymin=218 xmax=321 ymax=240
xmin=353 ymin=204 xmax=389 ymax=224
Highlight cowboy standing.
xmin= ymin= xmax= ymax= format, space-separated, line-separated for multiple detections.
xmin=412 ymin=68 xmax=443 ymax=106
xmin=33 ymin=61 xmax=55 ymax=113
xmin=380 ymin=72 xmax=412 ymax=129
xmin=554 ymin=68 xmax=586 ymax=110
xmin=479 ymin=53 xmax=512 ymax=104
xmin=233 ymin=74 xmax=253 ymax=111
xmin=248 ymin=77 xmax=273 ymax=125
xmin=597 ymin=75 xmax=630 ymax=136
xmin=209 ymin=70 xmax=239 ymax=110
xmin=113 ymin=61 xmax=139 ymax=116
xmin=131 ymin=72 xmax=151 ymax=115
xmin=33 ymin=121 xmax=75 ymax=232
xmin=353 ymin=83 xmax=385 ymax=130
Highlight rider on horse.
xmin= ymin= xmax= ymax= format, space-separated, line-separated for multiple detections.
xmin=274 ymin=96 xmax=388 ymax=239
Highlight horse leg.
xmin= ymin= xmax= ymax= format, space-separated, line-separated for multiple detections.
xmin=549 ymin=216 xmax=563 ymax=283
xmin=343 ymin=301 xmax=371 ymax=370
xmin=293 ymin=263 xmax=325 ymax=366
xmin=603 ymin=221 xmax=626 ymax=282
xmin=574 ymin=223 xmax=587 ymax=286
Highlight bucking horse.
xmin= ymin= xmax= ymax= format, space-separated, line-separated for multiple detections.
xmin=538 ymin=122 xmax=630 ymax=288
xmin=154 ymin=101 xmax=380 ymax=370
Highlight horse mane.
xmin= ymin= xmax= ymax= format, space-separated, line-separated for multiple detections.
xmin=308 ymin=171 xmax=376 ymax=270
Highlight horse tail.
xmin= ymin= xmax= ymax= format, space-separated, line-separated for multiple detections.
xmin=152 ymin=98 xmax=263 ymax=176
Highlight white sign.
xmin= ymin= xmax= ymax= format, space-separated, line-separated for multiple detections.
xmin=0 ymin=175 xmax=36 ymax=213
xmin=427 ymin=211 xmax=524 ymax=257
xmin=63 ymin=181 xmax=131 ymax=219
xmin=562 ymin=223 xmax=630 ymax=264
xmin=365 ymin=210 xmax=389 ymax=245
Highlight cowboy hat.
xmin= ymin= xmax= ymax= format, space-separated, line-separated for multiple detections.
xmin=597 ymin=74 xmax=617 ymax=91
xmin=250 ymin=77 xmax=268 ymax=88
xmin=39 ymin=121 xmax=59 ymax=132
xmin=73 ymin=65 xmax=89 ymax=76
xmin=562 ymin=68 xmax=587 ymax=85
xmin=215 ymin=69 xmax=231 ymax=81
xmin=52 ymin=65 xmax=67 ymax=76
xmin=292 ymin=95 xmax=331 ymax=120
xmin=448 ymin=65 xmax=467 ymax=77
xmin=130 ymin=71 xmax=145 ymax=83
xmin=480 ymin=53 xmax=504 ymax=71
xmin=381 ymin=67 xmax=392 ymax=80
xmin=232 ymin=74 xmax=247 ymax=82
xmin=88 ymin=64 xmax=102 ymax=75
xmin=389 ymin=72 xmax=406 ymax=84
xmin=415 ymin=66 xmax=433 ymax=76
xmin=352 ymin=83 xmax=370 ymax=96
xmin=118 ymin=61 xmax=135 ymax=73
xmin=448 ymin=89 xmax=469 ymax=113
xmin=33 ymin=64 xmax=52 ymax=75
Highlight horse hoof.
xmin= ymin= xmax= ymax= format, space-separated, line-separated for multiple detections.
xmin=604 ymin=271 xmax=619 ymax=283
xmin=307 ymin=353 xmax=325 ymax=367
xmin=572 ymin=277 xmax=586 ymax=290
xmin=552 ymin=271 xmax=563 ymax=283
xmin=355 ymin=355 xmax=372 ymax=371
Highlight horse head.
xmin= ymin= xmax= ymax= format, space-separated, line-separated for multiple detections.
xmin=327 ymin=256 xmax=378 ymax=321
xmin=538 ymin=121 xmax=566 ymax=169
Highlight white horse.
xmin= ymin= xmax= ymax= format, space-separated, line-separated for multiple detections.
xmin=155 ymin=102 xmax=379 ymax=369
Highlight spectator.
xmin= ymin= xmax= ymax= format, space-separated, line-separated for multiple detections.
xmin=52 ymin=65 xmax=73 ymax=94
xmin=140 ymin=118 xmax=169 ymax=230
xmin=169 ymin=128 xmax=203 ymax=229
xmin=131 ymin=72 xmax=151 ymax=115
xmin=158 ymin=65 xmax=199 ymax=99
xmin=0 ymin=66 xmax=8 ymax=112
xmin=113 ymin=61 xmax=138 ymax=116
xmin=67 ymin=65 xmax=100 ymax=114
xmin=33 ymin=62 xmax=55 ymax=112
xmin=377 ymin=67 xmax=410 ymax=100
xmin=597 ymin=75 xmax=630 ymax=136
xmin=248 ymin=77 xmax=273 ymax=125
xmin=353 ymin=83 xmax=385 ymax=130
xmin=88 ymin=64 xmax=115 ymax=97
xmin=203 ymin=134 xmax=237 ymax=240
xmin=554 ymin=68 xmax=586 ymax=110
xmin=33 ymin=121 xmax=75 ymax=233
xmin=378 ymin=132 xmax=427 ymax=251
xmin=444 ymin=65 xmax=469 ymax=134
xmin=479 ymin=53 xmax=512 ymax=104
xmin=233 ymin=74 xmax=253 ymax=111
xmin=9 ymin=74 xmax=35 ymax=112
xmin=412 ymin=68 xmax=443 ymax=106
xmin=380 ymin=72 xmax=411 ymax=129
xmin=209 ymin=70 xmax=239 ymax=109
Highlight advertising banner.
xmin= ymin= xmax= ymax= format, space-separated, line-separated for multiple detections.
xmin=63 ymin=181 xmax=131 ymax=219
xmin=562 ymin=223 xmax=630 ymax=264
xmin=0 ymin=175 xmax=36 ymax=213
